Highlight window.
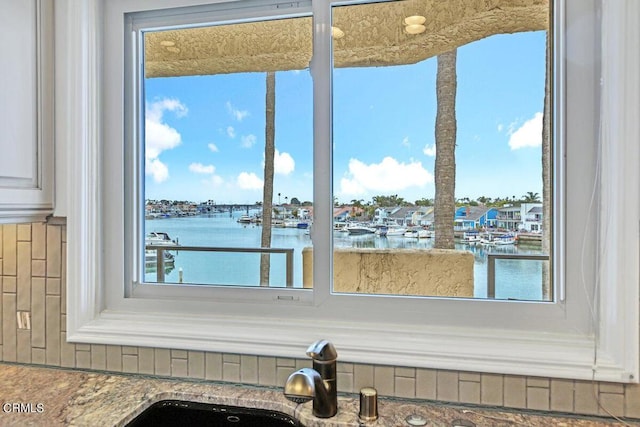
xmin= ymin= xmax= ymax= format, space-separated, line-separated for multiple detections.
xmin=66 ymin=0 xmax=639 ymax=382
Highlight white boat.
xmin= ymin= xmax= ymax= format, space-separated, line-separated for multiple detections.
xmin=146 ymin=231 xmax=179 ymax=247
xmin=145 ymin=249 xmax=175 ymax=266
xmin=346 ymin=225 xmax=376 ymax=235
xmin=384 ymin=226 xmax=407 ymax=237
xmin=462 ymin=231 xmax=481 ymax=245
xmin=404 ymin=228 xmax=431 ymax=238
xmin=480 ymin=233 xmax=516 ymax=246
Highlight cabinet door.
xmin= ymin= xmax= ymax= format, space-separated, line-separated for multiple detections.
xmin=0 ymin=0 xmax=54 ymax=223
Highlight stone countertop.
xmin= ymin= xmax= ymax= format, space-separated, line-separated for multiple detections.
xmin=0 ymin=363 xmax=637 ymax=427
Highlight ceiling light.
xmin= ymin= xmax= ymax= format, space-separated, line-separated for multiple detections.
xmin=404 ymin=15 xmax=426 ymax=26
xmin=165 ymin=46 xmax=181 ymax=53
xmin=331 ymin=26 xmax=345 ymax=39
xmin=160 ymin=40 xmax=176 ymax=47
xmin=405 ymin=24 xmax=426 ymax=35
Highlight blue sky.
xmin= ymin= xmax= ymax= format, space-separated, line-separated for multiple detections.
xmin=144 ymin=30 xmax=546 ymax=205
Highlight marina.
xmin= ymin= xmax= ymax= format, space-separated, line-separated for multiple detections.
xmin=144 ymin=211 xmax=547 ymax=300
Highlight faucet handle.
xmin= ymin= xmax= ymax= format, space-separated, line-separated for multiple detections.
xmin=306 ymin=339 xmax=337 ymax=361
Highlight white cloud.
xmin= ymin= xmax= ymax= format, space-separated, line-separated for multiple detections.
xmin=497 ymin=124 xmax=504 ymax=132
xmin=508 ymin=112 xmax=543 ymax=150
xmin=237 ymin=172 xmax=263 ymax=190
xmin=202 ymin=175 xmax=224 ymax=187
xmin=423 ymin=143 xmax=436 ymax=157
xmin=146 ymin=158 xmax=169 ymax=183
xmin=339 ymin=157 xmax=433 ymax=197
xmin=402 ymin=137 xmax=410 ymax=148
xmin=227 ymin=126 xmax=236 ymax=138
xmin=208 ymin=143 xmax=219 ymax=152
xmin=241 ymin=134 xmax=257 ymax=148
xmin=274 ymin=150 xmax=295 ymax=175
xmin=189 ymin=163 xmax=216 ymax=174
xmin=226 ymin=101 xmax=249 ymax=121
xmin=145 ymin=98 xmax=187 ymax=183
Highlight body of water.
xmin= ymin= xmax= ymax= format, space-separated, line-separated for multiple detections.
xmin=145 ymin=211 xmax=547 ymax=300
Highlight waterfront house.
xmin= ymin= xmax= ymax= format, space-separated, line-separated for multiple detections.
xmin=454 ymin=206 xmax=498 ymax=230
xmin=496 ymin=203 xmax=543 ymax=231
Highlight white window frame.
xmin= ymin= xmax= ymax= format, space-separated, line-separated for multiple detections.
xmin=64 ymin=0 xmax=640 ymax=382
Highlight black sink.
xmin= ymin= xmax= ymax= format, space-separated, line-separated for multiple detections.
xmin=125 ymin=400 xmax=302 ymax=427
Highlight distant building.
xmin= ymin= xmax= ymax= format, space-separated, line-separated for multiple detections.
xmin=454 ymin=206 xmax=498 ymax=230
xmin=496 ymin=203 xmax=543 ymax=232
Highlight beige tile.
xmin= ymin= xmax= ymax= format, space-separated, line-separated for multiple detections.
xmin=258 ymin=357 xmax=277 ymax=386
xmin=154 ymin=349 xmax=171 ymax=376
xmin=46 ymin=225 xmax=62 ymax=278
xmin=276 ymin=358 xmax=296 ymax=368
xmin=76 ymin=350 xmax=91 ymax=369
xmin=122 ymin=346 xmax=138 ymax=355
xmin=550 ymin=379 xmax=574 ymax=412
xmin=122 ymin=355 xmax=139 ymax=373
xmin=337 ymin=370 xmax=354 ymax=393
xmin=481 ymin=373 xmax=504 ymax=406
xmin=16 ymin=242 xmax=31 ymax=311
xmin=374 ymin=366 xmax=395 ymax=397
xmin=599 ymin=392 xmax=624 ymax=417
xmin=4 ymin=276 xmax=16 ymax=293
xmin=295 ymin=359 xmax=312 ymax=370
xmin=31 ymin=223 xmax=46 ymax=260
xmin=223 ymin=359 xmax=240 ymax=382
xmin=625 ymin=383 xmax=640 ymax=418
xmin=60 ymin=314 xmax=66 ymax=333
xmin=277 ymin=365 xmax=295 ymax=386
xmin=106 ymin=345 xmax=123 ymax=372
xmin=527 ymin=386 xmax=550 ymax=410
xmin=172 ymin=349 xmax=188 ymax=359
xmin=3 ymin=293 xmax=17 ymax=362
xmin=459 ymin=372 xmax=481 ymax=382
xmin=45 ymin=295 xmax=60 ymax=365
xmin=91 ymin=345 xmax=107 ymax=370
xmin=17 ymin=329 xmax=32 ymax=363
xmin=574 ymin=381 xmax=600 ymax=416
xmin=61 ymin=332 xmax=76 ymax=368
xmin=32 ymin=347 xmax=46 ymax=365
xmin=3 ymin=224 xmax=17 ymax=276
xmin=436 ymin=371 xmax=459 ymax=403
xmin=0 ymin=225 xmax=3 ymax=258
xmin=504 ymin=375 xmax=526 ymax=408
xmin=31 ymin=277 xmax=45 ymax=348
xmin=337 ymin=362 xmax=353 ymax=373
xmin=527 ymin=377 xmax=549 ymax=388
xmin=46 ymin=278 xmax=60 ymax=296
xmin=599 ymin=382 xmax=624 ymax=394
xmin=61 ymin=243 xmax=66 ymax=314
xmin=138 ymin=347 xmax=155 ymax=375
xmin=32 ymin=260 xmax=46 ymax=277
xmin=188 ymin=351 xmax=205 ymax=379
xmin=17 ymin=224 xmax=31 ymax=242
xmin=354 ymin=364 xmax=375 ymax=392
xmin=222 ymin=353 xmax=239 ymax=363
xmin=396 ymin=367 xmax=415 ymax=378
xmin=395 ymin=376 xmax=416 ymax=399
xmin=416 ymin=368 xmax=437 ymax=400
xmin=171 ymin=357 xmax=188 ymax=378
xmin=460 ymin=380 xmax=481 ymax=404
xmin=205 ymin=352 xmax=223 ymax=381
xmin=240 ymin=355 xmax=258 ymax=383
xmin=75 ymin=344 xmax=91 ymax=351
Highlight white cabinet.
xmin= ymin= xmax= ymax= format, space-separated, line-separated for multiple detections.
xmin=0 ymin=0 xmax=54 ymax=223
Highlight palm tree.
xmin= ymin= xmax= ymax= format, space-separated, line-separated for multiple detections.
xmin=260 ymin=72 xmax=276 ymax=286
xmin=523 ymin=191 xmax=541 ymax=203
xmin=541 ymin=31 xmax=551 ymax=300
xmin=434 ymin=49 xmax=457 ymax=250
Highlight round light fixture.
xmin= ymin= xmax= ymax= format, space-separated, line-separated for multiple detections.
xmin=331 ymin=26 xmax=345 ymax=39
xmin=404 ymin=15 xmax=426 ymax=26
xmin=405 ymin=24 xmax=426 ymax=35
xmin=160 ymin=40 xmax=176 ymax=47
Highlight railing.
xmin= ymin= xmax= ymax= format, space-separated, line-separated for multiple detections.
xmin=146 ymin=245 xmax=295 ymax=286
xmin=486 ymin=253 xmax=550 ymax=299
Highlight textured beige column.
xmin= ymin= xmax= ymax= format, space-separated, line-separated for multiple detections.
xmin=302 ymin=247 xmax=474 ymax=297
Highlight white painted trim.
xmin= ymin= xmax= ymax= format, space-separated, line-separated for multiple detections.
xmin=65 ymin=0 xmax=639 ymax=383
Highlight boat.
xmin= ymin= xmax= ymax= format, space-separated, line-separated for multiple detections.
xmin=237 ymin=215 xmax=252 ymax=224
xmin=145 ymin=249 xmax=175 ymax=266
xmin=385 ymin=226 xmax=407 ymax=236
xmin=146 ymin=231 xmax=179 ymax=247
xmin=346 ymin=225 xmax=376 ymax=235
xmin=480 ymin=233 xmax=516 ymax=246
xmin=462 ymin=231 xmax=481 ymax=245
xmin=404 ymin=228 xmax=431 ymax=238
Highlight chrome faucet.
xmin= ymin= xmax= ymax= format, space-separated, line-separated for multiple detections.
xmin=284 ymin=339 xmax=338 ymax=418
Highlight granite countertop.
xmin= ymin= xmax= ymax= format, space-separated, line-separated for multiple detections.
xmin=0 ymin=363 xmax=637 ymax=427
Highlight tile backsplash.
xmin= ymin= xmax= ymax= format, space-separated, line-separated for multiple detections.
xmin=1 ymin=221 xmax=639 ymax=419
